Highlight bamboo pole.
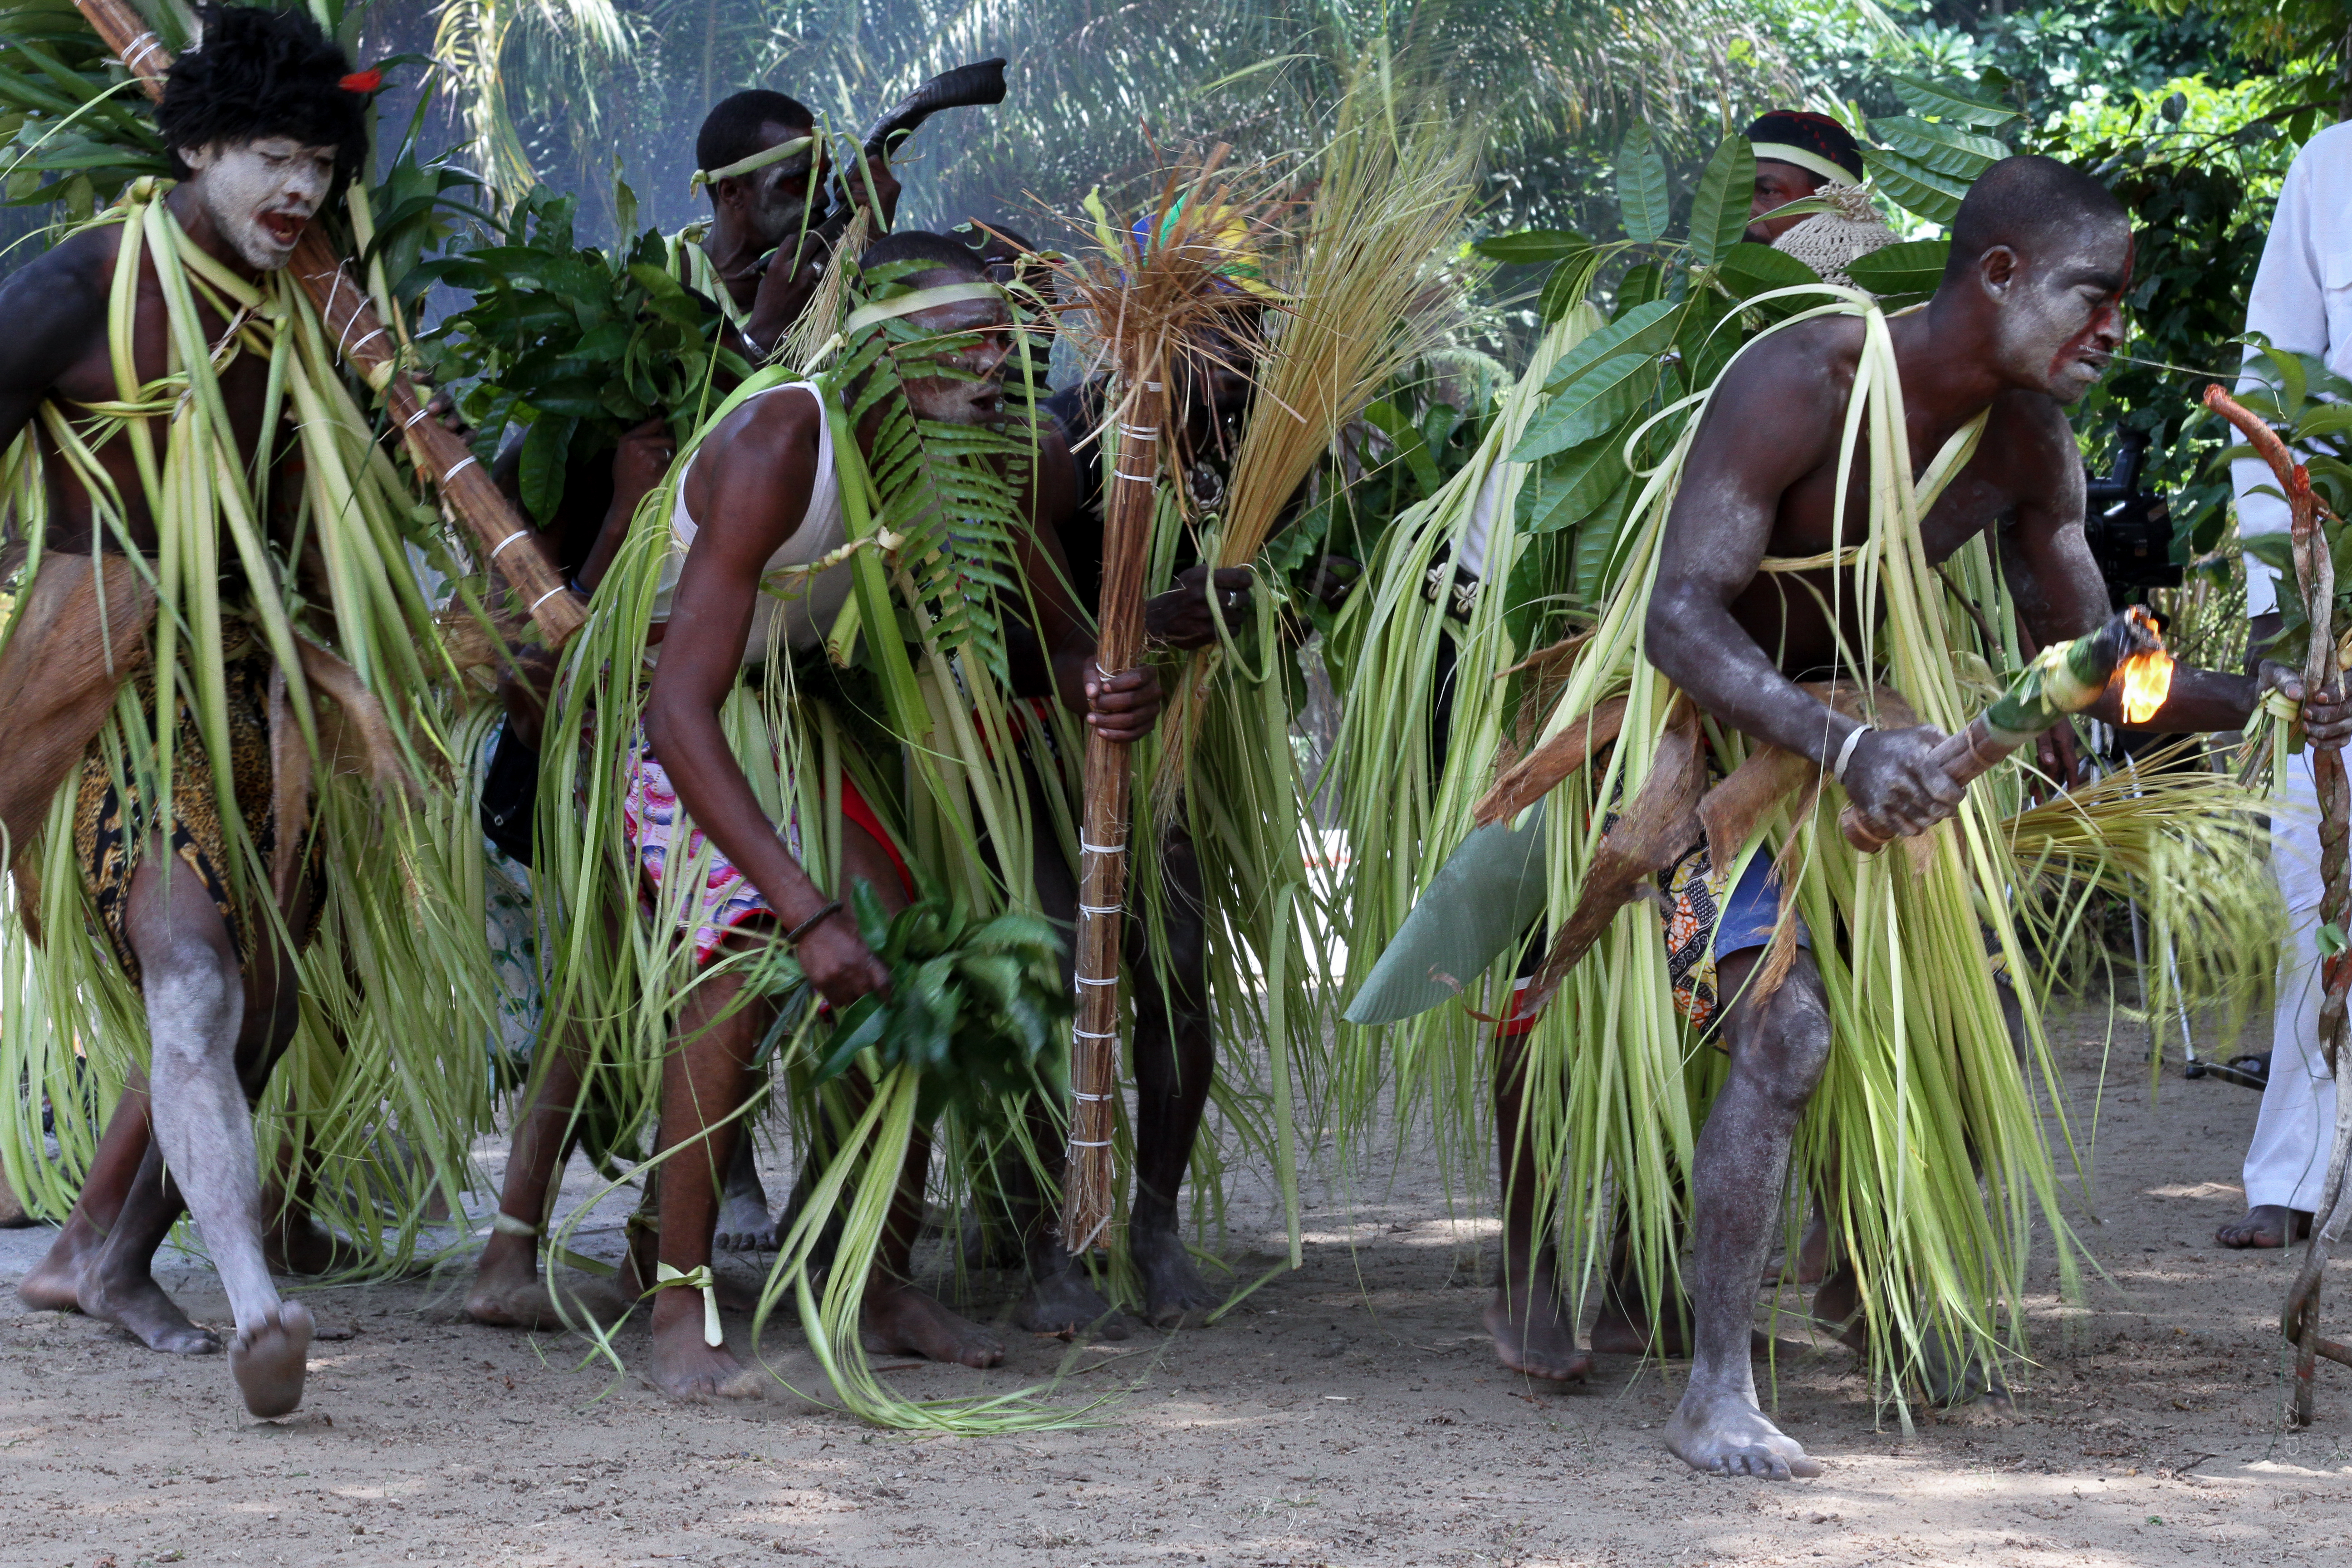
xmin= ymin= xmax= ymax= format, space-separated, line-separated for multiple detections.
xmin=2203 ymin=383 xmax=2352 ymax=1425
xmin=72 ymin=0 xmax=586 ymax=648
xmin=1062 ymin=356 xmax=1166 ymax=1254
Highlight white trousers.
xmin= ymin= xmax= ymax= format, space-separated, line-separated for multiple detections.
xmin=2244 ymin=751 xmax=2339 ymax=1212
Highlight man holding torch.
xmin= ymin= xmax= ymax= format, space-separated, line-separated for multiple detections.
xmin=1636 ymin=154 xmax=2349 ymax=1479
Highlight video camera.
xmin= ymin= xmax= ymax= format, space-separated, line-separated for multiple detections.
xmin=2082 ymin=429 xmax=2181 ymax=606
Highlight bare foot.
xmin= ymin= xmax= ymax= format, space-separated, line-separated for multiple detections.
xmin=617 ymin=1244 xmax=758 ymax=1313
xmin=960 ymin=1211 xmax=1023 ymax=1272
xmin=1917 ymin=1325 xmax=2011 ymax=1409
xmin=713 ymin=1192 xmax=778 ymax=1253
xmin=229 ymin=1300 xmax=314 ymax=1418
xmin=1812 ymin=1266 xmax=1867 ymax=1354
xmin=264 ymin=1210 xmax=364 ymax=1278
xmin=1664 ymin=1384 xmax=1823 ymax=1479
xmin=1014 ymin=1248 xmax=1128 ymax=1340
xmin=80 ymin=1262 xmax=219 ymax=1355
xmin=16 ymin=1230 xmax=93 ymax=1312
xmin=2217 ymin=1205 xmax=2311 ymax=1249
xmin=1132 ymin=1225 xmax=1220 ymax=1328
xmin=645 ymin=1295 xmax=763 ymax=1400
xmin=1485 ymin=1274 xmax=1592 ymax=1381
xmin=1589 ymin=1277 xmax=1689 ymax=1357
xmin=464 ymin=1236 xmax=563 ymax=1329
xmin=862 ymin=1281 xmax=1004 ymax=1367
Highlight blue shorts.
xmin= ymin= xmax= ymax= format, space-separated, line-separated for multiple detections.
xmin=1659 ymin=840 xmax=1811 ymax=1027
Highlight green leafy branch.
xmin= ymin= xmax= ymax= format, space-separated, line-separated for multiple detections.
xmin=748 ymin=879 xmax=1071 ymax=1127
xmin=416 ymin=182 xmax=750 ymax=523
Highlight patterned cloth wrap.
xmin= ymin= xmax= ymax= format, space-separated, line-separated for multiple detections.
xmin=73 ymin=651 xmax=317 ymax=988
xmin=619 ymin=724 xmax=910 ymax=965
xmin=1655 ymin=836 xmax=1809 ymax=1028
xmin=1495 ymin=833 xmax=1809 ymax=1037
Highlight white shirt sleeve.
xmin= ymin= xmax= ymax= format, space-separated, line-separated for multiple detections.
xmin=2235 ymin=137 xmax=2333 ymax=619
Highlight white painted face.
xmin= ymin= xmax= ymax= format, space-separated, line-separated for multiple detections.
xmin=180 ymin=136 xmax=338 ymax=271
xmin=1976 ymin=220 xmax=2132 ymax=405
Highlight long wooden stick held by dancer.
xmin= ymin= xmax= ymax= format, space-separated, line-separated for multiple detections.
xmin=72 ymin=0 xmax=587 ymax=649
xmin=2204 ymin=382 xmax=2352 ymax=1424
xmin=1063 ymin=357 xmax=1166 ymax=1254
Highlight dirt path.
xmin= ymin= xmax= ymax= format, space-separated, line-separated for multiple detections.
xmin=8 ymin=1013 xmax=2352 ymax=1567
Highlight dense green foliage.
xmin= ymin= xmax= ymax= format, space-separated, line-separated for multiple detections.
xmin=801 ymin=883 xmax=1071 ymax=1124
xmin=2228 ymin=348 xmax=2352 ymax=666
xmin=416 ymin=183 xmax=746 ymax=520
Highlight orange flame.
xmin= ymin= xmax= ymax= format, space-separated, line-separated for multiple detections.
xmin=2117 ymin=648 xmax=2174 ymax=725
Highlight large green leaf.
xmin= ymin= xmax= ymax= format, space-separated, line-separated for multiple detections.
xmin=1617 ymin=262 xmax=1665 ymax=312
xmin=1573 ymin=475 xmax=1639 ymax=602
xmin=1889 ymin=74 xmax=2021 ymax=129
xmin=1864 ymin=147 xmax=1968 ymax=225
xmin=517 ymin=414 xmax=575 ymax=524
xmin=1521 ymin=425 xmax=1632 ymax=535
xmin=1615 ymin=124 xmax=1670 ymax=245
xmin=1676 ymin=286 xmax=1740 ymax=390
xmin=1846 ymin=239 xmax=1950 ymax=304
xmin=1512 ymin=354 xmax=1659 ymax=463
xmin=1538 ymin=250 xmax=1602 ymax=322
xmin=1715 ymin=242 xmax=1822 ymax=307
xmin=1868 ymin=117 xmax=2007 ymax=180
xmin=1342 ymin=806 xmax=1552 ymax=1026
xmin=1474 ymin=228 xmax=1592 ymax=264
xmin=1687 ymin=136 xmax=1755 ymax=268
xmin=1542 ymin=299 xmax=1681 ymax=393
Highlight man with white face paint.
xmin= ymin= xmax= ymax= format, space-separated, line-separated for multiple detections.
xmin=0 ymin=4 xmax=374 ymax=1417
xmin=1640 ymin=154 xmax=2352 ymax=1479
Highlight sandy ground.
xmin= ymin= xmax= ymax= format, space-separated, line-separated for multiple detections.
xmin=9 ymin=1010 xmax=2352 ymax=1568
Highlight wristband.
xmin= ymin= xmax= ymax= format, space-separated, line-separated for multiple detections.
xmin=1832 ymin=724 xmax=1872 ymax=785
xmin=784 ymin=899 xmax=843 ymax=945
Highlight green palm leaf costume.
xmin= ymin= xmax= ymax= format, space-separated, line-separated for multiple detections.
xmin=0 ymin=181 xmax=499 ymax=1258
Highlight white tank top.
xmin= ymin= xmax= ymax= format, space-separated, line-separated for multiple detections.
xmin=648 ymin=382 xmax=854 ymax=667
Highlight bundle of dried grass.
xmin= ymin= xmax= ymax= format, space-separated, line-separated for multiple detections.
xmin=1031 ymin=155 xmax=1285 ymax=1249
xmin=1148 ymin=75 xmax=1480 ymax=808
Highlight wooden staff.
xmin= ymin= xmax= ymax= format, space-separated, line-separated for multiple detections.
xmin=1062 ymin=358 xmax=1166 ymax=1254
xmin=2205 ymin=382 xmax=2352 ymax=1425
xmin=72 ymin=0 xmax=586 ymax=648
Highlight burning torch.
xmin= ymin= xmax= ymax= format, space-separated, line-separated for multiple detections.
xmin=1839 ymin=607 xmax=2175 ymax=852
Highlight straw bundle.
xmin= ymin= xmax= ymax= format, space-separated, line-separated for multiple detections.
xmin=1149 ymin=84 xmax=1480 ymax=811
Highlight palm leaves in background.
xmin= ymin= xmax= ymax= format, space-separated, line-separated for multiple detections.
xmin=329 ymin=0 xmax=1794 ymax=241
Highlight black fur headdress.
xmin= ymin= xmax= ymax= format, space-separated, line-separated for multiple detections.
xmin=157 ymin=4 xmax=368 ymax=191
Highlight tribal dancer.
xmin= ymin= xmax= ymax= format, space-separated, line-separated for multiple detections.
xmin=1576 ymin=156 xmax=2338 ymax=1475
xmin=542 ymin=230 xmax=1158 ymax=1396
xmin=1743 ymin=111 xmax=1898 ymax=287
xmin=462 ymin=88 xmax=902 ymax=1324
xmin=0 ymin=6 xmax=466 ymax=1416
